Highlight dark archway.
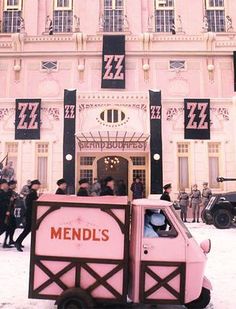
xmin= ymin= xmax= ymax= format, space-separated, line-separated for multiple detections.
xmin=97 ymin=156 xmax=128 ymax=195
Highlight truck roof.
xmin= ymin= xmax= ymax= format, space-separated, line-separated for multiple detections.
xmin=37 ymin=194 xmax=128 ymax=205
xmin=132 ymin=198 xmax=172 ymax=207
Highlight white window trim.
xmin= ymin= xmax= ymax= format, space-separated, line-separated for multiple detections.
xmin=206 ymin=0 xmax=225 ymax=10
xmin=54 ymin=0 xmax=73 ymax=11
xmin=168 ymin=60 xmax=187 ymax=72
xmin=4 ymin=0 xmax=22 ymax=10
xmin=155 ymin=0 xmax=174 ymax=10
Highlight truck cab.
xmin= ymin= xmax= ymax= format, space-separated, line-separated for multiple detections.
xmin=28 ymin=195 xmax=212 ymax=309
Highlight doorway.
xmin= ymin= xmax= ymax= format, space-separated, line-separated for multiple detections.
xmin=97 ymin=156 xmax=128 ymax=195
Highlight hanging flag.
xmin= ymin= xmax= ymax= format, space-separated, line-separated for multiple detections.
xmin=15 ymin=99 xmax=41 ymax=140
xmin=234 ymin=51 xmax=236 ymax=92
xmin=63 ymin=89 xmax=76 ymax=194
xmin=49 ymin=19 xmax=53 ymax=35
xmin=101 ymin=35 xmax=125 ymax=89
xmin=149 ymin=90 xmax=163 ymax=194
xmin=184 ymin=98 xmax=210 ymax=140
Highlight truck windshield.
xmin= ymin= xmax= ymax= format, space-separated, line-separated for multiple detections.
xmin=171 ymin=206 xmax=193 ymax=239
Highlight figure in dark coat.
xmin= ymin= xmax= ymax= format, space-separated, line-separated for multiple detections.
xmin=15 ymin=180 xmax=41 ymax=251
xmin=100 ymin=177 xmax=115 ymax=196
xmin=160 ymin=183 xmax=172 ymax=202
xmin=117 ymin=180 xmax=127 ymax=196
xmin=55 ymin=178 xmax=67 ymax=195
xmin=0 ymin=179 xmax=10 ymax=238
xmin=130 ymin=177 xmax=144 ymax=199
xmin=77 ymin=179 xmax=89 ymax=196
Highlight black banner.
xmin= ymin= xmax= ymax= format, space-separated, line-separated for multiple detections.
xmin=101 ymin=35 xmax=125 ymax=89
xmin=149 ymin=90 xmax=163 ymax=194
xmin=234 ymin=51 xmax=236 ymax=92
xmin=184 ymin=98 xmax=210 ymax=140
xmin=15 ymin=99 xmax=41 ymax=140
xmin=63 ymin=89 xmax=76 ymax=194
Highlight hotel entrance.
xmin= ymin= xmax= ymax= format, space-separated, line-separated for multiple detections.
xmin=77 ymin=154 xmax=148 ymax=199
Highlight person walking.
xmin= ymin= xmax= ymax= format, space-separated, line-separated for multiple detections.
xmin=160 ymin=184 xmax=172 ymax=202
xmin=90 ymin=178 xmax=101 ymax=196
xmin=117 ymin=179 xmax=127 ymax=196
xmin=0 ymin=179 xmax=10 ymax=243
xmin=15 ymin=179 xmax=41 ymax=252
xmin=3 ymin=180 xmax=18 ymax=247
xmin=178 ymin=188 xmax=189 ymax=222
xmin=55 ymin=178 xmax=67 ymax=195
xmin=100 ymin=177 xmax=115 ymax=196
xmin=190 ymin=184 xmax=201 ymax=223
xmin=77 ymin=179 xmax=89 ymax=196
xmin=130 ymin=177 xmax=144 ymax=199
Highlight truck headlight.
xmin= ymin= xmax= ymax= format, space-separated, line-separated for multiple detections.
xmin=200 ymin=239 xmax=211 ymax=254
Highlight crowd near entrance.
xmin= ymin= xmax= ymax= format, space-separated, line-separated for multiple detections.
xmin=77 ymin=154 xmax=148 ymax=199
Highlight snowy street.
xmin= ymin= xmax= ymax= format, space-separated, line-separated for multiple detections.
xmin=0 ymin=223 xmax=235 ymax=309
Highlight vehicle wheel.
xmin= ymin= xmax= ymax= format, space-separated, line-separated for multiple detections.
xmin=185 ymin=288 xmax=211 ymax=309
xmin=213 ymin=209 xmax=232 ymax=229
xmin=57 ymin=288 xmax=95 ymax=309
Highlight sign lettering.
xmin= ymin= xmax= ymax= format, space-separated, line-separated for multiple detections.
xmin=64 ymin=105 xmax=75 ymax=119
xmin=103 ymin=55 xmax=124 ymax=80
xmin=150 ymin=106 xmax=161 ymax=120
xmin=186 ymin=102 xmax=208 ymax=130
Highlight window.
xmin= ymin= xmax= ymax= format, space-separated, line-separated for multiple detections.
xmin=206 ymin=0 xmax=225 ymax=32
xmin=80 ymin=157 xmax=95 ymax=166
xmin=36 ymin=143 xmax=49 ymax=189
xmin=208 ymin=143 xmax=220 ymax=188
xmin=53 ymin=0 xmax=73 ymax=33
xmin=104 ymin=0 xmax=124 ymax=32
xmin=154 ymin=0 xmax=175 ymax=33
xmin=3 ymin=0 xmax=22 ymax=33
xmin=169 ymin=60 xmax=186 ymax=71
xmin=144 ymin=208 xmax=178 ymax=238
xmin=131 ymin=157 xmax=146 ymax=166
xmin=80 ymin=169 xmax=93 ymax=184
xmin=41 ymin=61 xmax=58 ymax=71
xmin=177 ymin=143 xmax=190 ymax=189
xmin=100 ymin=109 xmax=125 ymax=124
xmin=5 ymin=142 xmax=18 ymax=177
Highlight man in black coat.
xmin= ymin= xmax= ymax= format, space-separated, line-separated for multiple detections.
xmin=55 ymin=178 xmax=67 ymax=195
xmin=160 ymin=183 xmax=172 ymax=202
xmin=100 ymin=177 xmax=115 ymax=196
xmin=77 ymin=179 xmax=89 ymax=196
xmin=0 ymin=179 xmax=10 ymax=238
xmin=15 ymin=179 xmax=41 ymax=252
xmin=130 ymin=176 xmax=144 ymax=199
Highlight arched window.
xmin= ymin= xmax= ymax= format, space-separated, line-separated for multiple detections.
xmin=205 ymin=0 xmax=225 ymax=32
xmin=103 ymin=0 xmax=124 ymax=32
xmin=2 ymin=0 xmax=22 ymax=33
xmin=154 ymin=0 xmax=175 ymax=33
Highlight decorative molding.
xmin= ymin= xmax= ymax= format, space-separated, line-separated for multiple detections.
xmin=166 ymin=107 xmax=183 ymax=121
xmin=0 ymin=108 xmax=14 ymax=121
xmin=42 ymin=107 xmax=60 ymax=121
xmin=211 ymin=107 xmax=229 ymax=121
xmin=78 ymin=93 xmax=148 ymax=101
xmin=79 ymin=103 xmax=147 ymax=112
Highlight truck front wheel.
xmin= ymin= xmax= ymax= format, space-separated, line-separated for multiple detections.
xmin=57 ymin=288 xmax=94 ymax=309
xmin=213 ymin=209 xmax=232 ymax=229
xmin=185 ymin=287 xmax=211 ymax=309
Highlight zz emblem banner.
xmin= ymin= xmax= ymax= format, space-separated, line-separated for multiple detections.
xmin=184 ymin=99 xmax=210 ymax=140
xmin=102 ymin=35 xmax=125 ymax=89
xmin=15 ymin=99 xmax=41 ymax=140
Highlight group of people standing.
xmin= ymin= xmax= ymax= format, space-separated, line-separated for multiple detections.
xmin=160 ymin=182 xmax=212 ymax=223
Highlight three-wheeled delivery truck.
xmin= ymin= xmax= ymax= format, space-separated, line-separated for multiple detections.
xmin=29 ymin=194 xmax=212 ymax=309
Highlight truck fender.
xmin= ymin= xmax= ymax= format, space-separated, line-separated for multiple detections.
xmin=202 ymin=276 xmax=213 ymax=291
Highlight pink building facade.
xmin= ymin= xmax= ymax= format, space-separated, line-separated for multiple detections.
xmin=0 ymin=0 xmax=236 ymax=197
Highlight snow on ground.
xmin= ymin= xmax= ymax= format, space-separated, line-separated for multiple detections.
xmin=0 ymin=224 xmax=235 ymax=309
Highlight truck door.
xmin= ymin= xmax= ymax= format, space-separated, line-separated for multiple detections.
xmin=139 ymin=207 xmax=186 ymax=305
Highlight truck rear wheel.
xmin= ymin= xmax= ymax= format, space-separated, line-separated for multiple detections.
xmin=213 ymin=209 xmax=232 ymax=229
xmin=185 ymin=287 xmax=211 ymax=309
xmin=57 ymin=288 xmax=94 ymax=309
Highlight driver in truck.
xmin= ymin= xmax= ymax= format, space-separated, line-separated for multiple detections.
xmin=144 ymin=210 xmax=166 ymax=237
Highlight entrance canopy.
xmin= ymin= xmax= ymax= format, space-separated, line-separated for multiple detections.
xmin=75 ymin=131 xmax=150 ymax=152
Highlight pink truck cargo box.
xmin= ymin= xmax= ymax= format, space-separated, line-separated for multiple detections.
xmin=28 ymin=194 xmax=130 ymax=304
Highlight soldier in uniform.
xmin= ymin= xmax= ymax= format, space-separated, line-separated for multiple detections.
xmin=15 ymin=179 xmax=41 ymax=252
xmin=202 ymin=182 xmax=212 ymax=209
xmin=0 ymin=179 xmax=10 ymax=244
xmin=77 ymin=179 xmax=89 ymax=196
xmin=178 ymin=188 xmax=189 ymax=222
xmin=190 ymin=184 xmax=201 ymax=223
xmin=55 ymin=178 xmax=67 ymax=195
xmin=160 ymin=184 xmax=172 ymax=202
